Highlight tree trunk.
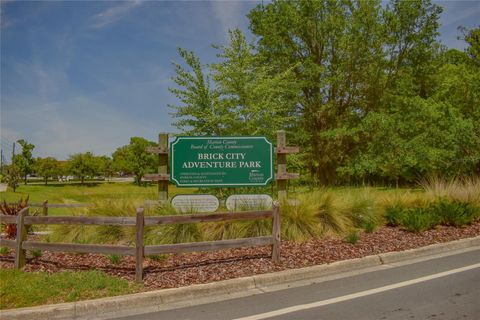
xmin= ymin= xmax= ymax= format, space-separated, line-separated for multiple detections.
xmin=24 ymin=175 xmax=27 ymax=185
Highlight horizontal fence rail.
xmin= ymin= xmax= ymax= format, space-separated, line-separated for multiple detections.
xmin=144 ymin=210 xmax=273 ymax=226
xmin=0 ymin=202 xmax=281 ymax=282
xmin=24 ymin=216 xmax=136 ymax=226
xmin=22 ymin=241 xmax=136 ymax=256
xmin=144 ymin=236 xmax=274 ymax=255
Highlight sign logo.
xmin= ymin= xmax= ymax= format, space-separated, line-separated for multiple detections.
xmin=170 ymin=136 xmax=274 ymax=187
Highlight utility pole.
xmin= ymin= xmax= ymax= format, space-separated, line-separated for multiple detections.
xmin=0 ymin=149 xmax=3 ymax=174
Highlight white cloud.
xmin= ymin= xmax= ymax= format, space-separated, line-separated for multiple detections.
xmin=90 ymin=0 xmax=142 ymax=29
xmin=210 ymin=1 xmax=248 ymax=40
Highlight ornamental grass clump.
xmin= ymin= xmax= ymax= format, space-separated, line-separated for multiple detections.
xmin=145 ymin=204 xmax=205 ymax=245
xmin=340 ymin=189 xmax=380 ymax=233
xmin=204 ymin=200 xmax=272 ymax=241
xmin=419 ymin=176 xmax=480 ymax=206
xmin=48 ymin=200 xmax=145 ymax=245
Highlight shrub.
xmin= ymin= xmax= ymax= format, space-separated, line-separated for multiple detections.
xmin=431 ymin=198 xmax=480 ymax=227
xmin=148 ymin=254 xmax=168 ymax=262
xmin=0 ymin=247 xmax=8 ymax=255
xmin=280 ymin=193 xmax=323 ymax=241
xmin=312 ymin=191 xmax=350 ymax=235
xmin=0 ymin=196 xmax=30 ymax=238
xmin=341 ymin=191 xmax=379 ymax=232
xmin=400 ymin=208 xmax=440 ymax=233
xmin=384 ymin=206 xmax=406 ymax=227
xmin=106 ymin=254 xmax=122 ymax=265
xmin=145 ymin=205 xmax=205 ymax=245
xmin=345 ymin=231 xmax=359 ymax=244
xmin=363 ymin=220 xmax=377 ymax=233
xmin=29 ymin=250 xmax=42 ymax=259
xmin=419 ymin=176 xmax=480 ymax=206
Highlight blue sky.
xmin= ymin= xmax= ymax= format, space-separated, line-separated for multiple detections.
xmin=1 ymin=0 xmax=479 ymax=161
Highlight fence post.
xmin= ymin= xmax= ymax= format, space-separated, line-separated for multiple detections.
xmin=158 ymin=133 xmax=169 ymax=202
xmin=42 ymin=200 xmax=48 ymax=216
xmin=14 ymin=207 xmax=28 ymax=269
xmin=271 ymin=202 xmax=281 ymax=263
xmin=276 ymin=131 xmax=287 ymax=201
xmin=135 ymin=207 xmax=145 ymax=282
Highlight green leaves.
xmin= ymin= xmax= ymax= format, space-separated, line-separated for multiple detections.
xmin=112 ymin=137 xmax=156 ymax=185
xmin=169 ymin=29 xmax=298 ymax=141
xmin=67 ymin=152 xmax=102 ymax=184
xmin=166 ymin=0 xmax=479 ymax=185
xmin=35 ymin=157 xmax=61 ymax=185
xmin=13 ymin=139 xmax=35 ymax=185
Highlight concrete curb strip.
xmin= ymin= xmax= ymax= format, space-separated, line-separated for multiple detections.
xmin=1 ymin=236 xmax=479 ymax=320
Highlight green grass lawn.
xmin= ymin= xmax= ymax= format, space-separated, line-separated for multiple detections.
xmin=0 ymin=182 xmax=197 ymax=215
xmin=0 ymin=269 xmax=139 ymax=309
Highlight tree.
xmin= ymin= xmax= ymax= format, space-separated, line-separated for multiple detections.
xmin=169 ymin=48 xmax=226 ymax=135
xmin=67 ymin=152 xmax=101 ymax=184
xmin=13 ymin=139 xmax=35 ymax=185
xmin=459 ymin=26 xmax=480 ymax=64
xmin=35 ymin=157 xmax=60 ymax=185
xmin=4 ymin=164 xmax=21 ymax=192
xmin=112 ymin=137 xmax=156 ymax=185
xmin=98 ymin=156 xmax=115 ymax=181
xmin=248 ymin=0 xmax=443 ymax=184
xmin=211 ymin=29 xmax=299 ymax=140
xmin=170 ymin=30 xmax=299 ymax=141
xmin=338 ymin=97 xmax=479 ymax=184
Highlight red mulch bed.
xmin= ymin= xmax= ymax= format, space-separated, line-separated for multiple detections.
xmin=1 ymin=222 xmax=479 ymax=290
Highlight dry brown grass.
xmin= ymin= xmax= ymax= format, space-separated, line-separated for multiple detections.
xmin=419 ymin=176 xmax=480 ymax=206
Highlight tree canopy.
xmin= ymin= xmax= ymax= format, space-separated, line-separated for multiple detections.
xmin=169 ymin=0 xmax=480 ymax=185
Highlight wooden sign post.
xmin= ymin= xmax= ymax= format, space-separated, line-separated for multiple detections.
xmin=275 ymin=130 xmax=299 ymax=201
xmin=143 ymin=133 xmax=169 ymax=202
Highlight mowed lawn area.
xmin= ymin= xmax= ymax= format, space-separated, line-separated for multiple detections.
xmin=0 ymin=182 xmax=197 ymax=215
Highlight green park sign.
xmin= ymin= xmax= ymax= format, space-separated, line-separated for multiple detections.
xmin=170 ymin=136 xmax=274 ymax=187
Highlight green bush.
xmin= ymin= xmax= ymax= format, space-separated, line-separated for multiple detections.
xmin=400 ymin=208 xmax=440 ymax=233
xmin=384 ymin=206 xmax=406 ymax=226
xmin=280 ymin=194 xmax=323 ymax=241
xmin=29 ymin=250 xmax=42 ymax=259
xmin=384 ymin=198 xmax=480 ymax=233
xmin=345 ymin=231 xmax=359 ymax=244
xmin=363 ymin=220 xmax=377 ymax=233
xmin=106 ymin=254 xmax=122 ymax=265
xmin=431 ymin=199 xmax=480 ymax=227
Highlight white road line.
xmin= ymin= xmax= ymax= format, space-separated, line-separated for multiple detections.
xmin=233 ymin=263 xmax=480 ymax=320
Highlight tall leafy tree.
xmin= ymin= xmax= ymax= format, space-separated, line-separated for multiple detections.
xmin=13 ymin=139 xmax=35 ymax=185
xmin=169 ymin=48 xmax=226 ymax=135
xmin=211 ymin=29 xmax=299 ymax=140
xmin=112 ymin=137 xmax=156 ymax=185
xmin=35 ymin=157 xmax=61 ymax=185
xmin=248 ymin=0 xmax=443 ymax=184
xmin=459 ymin=26 xmax=480 ymax=64
xmin=67 ymin=152 xmax=100 ymax=184
xmin=169 ymin=30 xmax=299 ymax=141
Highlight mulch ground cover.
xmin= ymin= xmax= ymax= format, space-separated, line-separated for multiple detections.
xmin=1 ymin=222 xmax=479 ymax=291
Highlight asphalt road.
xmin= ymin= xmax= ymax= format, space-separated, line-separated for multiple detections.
xmin=116 ymin=249 xmax=480 ymax=320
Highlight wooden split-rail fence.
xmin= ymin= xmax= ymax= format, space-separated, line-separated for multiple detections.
xmin=0 ymin=203 xmax=281 ymax=282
